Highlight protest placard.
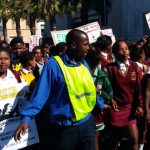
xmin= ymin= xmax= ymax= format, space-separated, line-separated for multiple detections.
xmin=51 ymin=30 xmax=70 ymax=45
xmin=100 ymin=28 xmax=116 ymax=44
xmin=51 ymin=22 xmax=101 ymax=45
xmin=76 ymin=22 xmax=101 ymax=43
xmin=0 ymin=83 xmax=39 ymax=150
xmin=29 ymin=35 xmax=39 ymax=51
xmin=145 ymin=13 xmax=150 ymax=29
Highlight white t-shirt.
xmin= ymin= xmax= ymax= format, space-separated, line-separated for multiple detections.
xmin=0 ymin=69 xmax=19 ymax=85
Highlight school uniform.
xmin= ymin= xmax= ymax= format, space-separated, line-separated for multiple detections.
xmin=19 ymin=53 xmax=104 ymax=150
xmin=36 ymin=61 xmax=44 ymax=75
xmin=0 ymin=69 xmax=20 ymax=84
xmin=92 ymin=67 xmax=113 ymax=131
xmin=136 ymin=62 xmax=149 ymax=75
xmin=106 ymin=60 xmax=143 ymax=127
xmin=99 ymin=52 xmax=113 ymax=70
xmin=20 ymin=68 xmax=35 ymax=86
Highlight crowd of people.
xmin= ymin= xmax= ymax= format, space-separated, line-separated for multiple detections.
xmin=0 ymin=29 xmax=150 ymax=150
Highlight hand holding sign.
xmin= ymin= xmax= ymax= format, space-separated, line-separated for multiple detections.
xmin=14 ymin=122 xmax=29 ymax=142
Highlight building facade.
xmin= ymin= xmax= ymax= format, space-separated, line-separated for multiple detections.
xmin=2 ymin=1 xmax=150 ymax=43
xmin=53 ymin=0 xmax=150 ymax=41
xmin=107 ymin=0 xmax=150 ymax=40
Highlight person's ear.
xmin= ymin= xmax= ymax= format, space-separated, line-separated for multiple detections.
xmin=71 ymin=42 xmax=76 ymax=49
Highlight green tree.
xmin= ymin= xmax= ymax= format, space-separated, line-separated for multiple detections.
xmin=0 ymin=0 xmax=12 ymax=40
xmin=37 ymin=0 xmax=82 ymax=31
xmin=37 ymin=0 xmax=60 ymax=31
xmin=0 ymin=0 xmax=83 ymax=39
xmin=9 ymin=0 xmax=32 ymax=37
xmin=26 ymin=0 xmax=39 ymax=35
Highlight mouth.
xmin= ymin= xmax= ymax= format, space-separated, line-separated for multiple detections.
xmin=85 ymin=50 xmax=89 ymax=54
xmin=0 ymin=65 xmax=7 ymax=67
xmin=124 ymin=55 xmax=129 ymax=58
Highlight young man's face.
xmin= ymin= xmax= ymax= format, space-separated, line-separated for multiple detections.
xmin=115 ymin=41 xmax=130 ymax=62
xmin=43 ymin=44 xmax=50 ymax=54
xmin=13 ymin=43 xmax=25 ymax=57
xmin=74 ymin=34 xmax=90 ymax=61
xmin=106 ymin=43 xmax=112 ymax=53
xmin=33 ymin=49 xmax=43 ymax=61
xmin=29 ymin=57 xmax=37 ymax=69
xmin=0 ymin=51 xmax=10 ymax=73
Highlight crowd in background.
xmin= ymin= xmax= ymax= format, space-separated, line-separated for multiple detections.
xmin=1 ymin=32 xmax=150 ymax=150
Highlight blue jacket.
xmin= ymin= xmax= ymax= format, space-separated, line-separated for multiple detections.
xmin=21 ymin=53 xmax=104 ymax=126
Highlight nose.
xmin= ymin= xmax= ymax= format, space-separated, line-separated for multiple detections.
xmin=17 ymin=49 xmax=21 ymax=52
xmin=86 ymin=45 xmax=90 ymax=51
xmin=1 ymin=59 xmax=5 ymax=64
xmin=122 ymin=49 xmax=127 ymax=53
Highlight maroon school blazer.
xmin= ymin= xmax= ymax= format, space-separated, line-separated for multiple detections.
xmin=106 ymin=60 xmax=143 ymax=127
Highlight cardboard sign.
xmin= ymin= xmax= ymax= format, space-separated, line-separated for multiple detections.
xmin=51 ymin=30 xmax=70 ymax=45
xmin=101 ymin=28 xmax=116 ymax=44
xmin=29 ymin=35 xmax=39 ymax=51
xmin=145 ymin=13 xmax=150 ymax=29
xmin=76 ymin=22 xmax=101 ymax=43
xmin=51 ymin=22 xmax=101 ymax=45
xmin=0 ymin=83 xmax=39 ymax=150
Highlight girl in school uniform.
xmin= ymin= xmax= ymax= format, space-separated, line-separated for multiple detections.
xmin=85 ymin=49 xmax=113 ymax=150
xmin=96 ymin=35 xmax=113 ymax=70
xmin=106 ymin=40 xmax=143 ymax=150
xmin=130 ymin=45 xmax=149 ymax=75
xmin=130 ymin=45 xmax=150 ymax=150
xmin=0 ymin=46 xmax=21 ymax=84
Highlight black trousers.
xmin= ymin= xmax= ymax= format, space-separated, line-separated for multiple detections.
xmin=45 ymin=116 xmax=95 ymax=150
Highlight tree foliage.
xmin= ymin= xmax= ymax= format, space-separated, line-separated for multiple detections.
xmin=0 ymin=0 xmax=112 ymax=38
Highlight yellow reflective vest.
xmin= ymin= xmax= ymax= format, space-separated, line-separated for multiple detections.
xmin=54 ymin=56 xmax=96 ymax=122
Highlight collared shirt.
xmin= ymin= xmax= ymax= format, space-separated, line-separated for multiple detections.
xmin=117 ymin=60 xmax=130 ymax=74
xmin=36 ymin=61 xmax=44 ymax=75
xmin=21 ymin=68 xmax=33 ymax=74
xmin=0 ymin=69 xmax=18 ymax=84
xmin=136 ymin=62 xmax=150 ymax=75
xmin=20 ymin=68 xmax=35 ymax=86
xmin=21 ymin=53 xmax=104 ymax=126
xmin=100 ymin=52 xmax=108 ymax=60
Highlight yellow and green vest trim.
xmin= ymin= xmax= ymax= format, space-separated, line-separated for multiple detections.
xmin=54 ymin=56 xmax=96 ymax=122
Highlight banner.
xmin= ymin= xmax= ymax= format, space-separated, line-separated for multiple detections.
xmin=29 ymin=35 xmax=39 ymax=51
xmin=51 ymin=22 xmax=101 ymax=45
xmin=0 ymin=83 xmax=39 ymax=150
xmin=51 ymin=30 xmax=70 ymax=45
xmin=145 ymin=13 xmax=150 ymax=29
xmin=101 ymin=28 xmax=116 ymax=44
xmin=76 ymin=22 xmax=101 ymax=44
